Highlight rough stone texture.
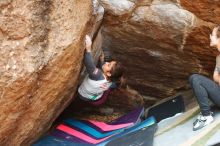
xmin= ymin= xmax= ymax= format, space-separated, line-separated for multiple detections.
xmin=100 ymin=0 xmax=135 ymax=16
xmin=180 ymin=0 xmax=220 ymax=24
xmin=0 ymin=0 xmax=104 ymax=145
xmin=100 ymin=0 xmax=219 ymax=100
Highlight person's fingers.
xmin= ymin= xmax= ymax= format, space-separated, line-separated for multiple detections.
xmin=85 ymin=35 xmax=92 ymax=47
xmin=86 ymin=35 xmax=90 ymax=41
xmin=212 ymin=27 xmax=218 ymax=35
xmin=85 ymin=35 xmax=89 ymax=42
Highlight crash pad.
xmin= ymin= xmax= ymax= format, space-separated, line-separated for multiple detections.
xmin=32 ymin=135 xmax=94 ymax=146
xmin=68 ymin=107 xmax=144 ymax=133
xmin=106 ymin=124 xmax=157 ymax=146
xmin=34 ymin=107 xmax=146 ymax=145
xmin=146 ymin=95 xmax=185 ymax=122
xmin=55 ymin=116 xmax=156 ymax=145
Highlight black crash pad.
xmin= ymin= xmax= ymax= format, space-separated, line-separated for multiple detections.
xmin=106 ymin=124 xmax=157 ymax=146
xmin=146 ymin=95 xmax=185 ymax=122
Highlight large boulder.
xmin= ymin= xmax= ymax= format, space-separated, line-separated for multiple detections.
xmin=0 ymin=0 xmax=104 ymax=145
xmin=100 ymin=0 xmax=219 ymax=99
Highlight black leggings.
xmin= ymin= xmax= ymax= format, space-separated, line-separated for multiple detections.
xmin=189 ymin=74 xmax=220 ymax=116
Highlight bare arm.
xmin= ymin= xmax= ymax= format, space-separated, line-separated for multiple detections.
xmin=214 ymin=55 xmax=220 ymax=85
xmin=213 ymin=70 xmax=220 ymax=85
xmin=84 ymin=35 xmax=96 ymax=75
xmin=84 ymin=35 xmax=104 ymax=80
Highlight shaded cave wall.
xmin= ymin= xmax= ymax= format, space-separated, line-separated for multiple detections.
xmin=100 ymin=0 xmax=219 ymax=101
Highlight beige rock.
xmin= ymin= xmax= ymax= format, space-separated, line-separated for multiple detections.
xmin=0 ymin=0 xmax=104 ymax=145
xmin=130 ymin=4 xmax=195 ymax=47
xmin=131 ymin=0 xmax=153 ymax=5
xmin=100 ymin=0 xmax=135 ymax=16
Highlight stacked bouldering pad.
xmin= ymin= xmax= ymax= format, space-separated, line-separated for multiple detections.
xmin=33 ymin=95 xmax=186 ymax=146
xmin=33 ymin=107 xmax=157 ymax=146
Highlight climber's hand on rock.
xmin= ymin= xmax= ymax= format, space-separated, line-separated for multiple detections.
xmin=212 ymin=26 xmax=219 ymax=36
xmin=85 ymin=35 xmax=92 ymax=52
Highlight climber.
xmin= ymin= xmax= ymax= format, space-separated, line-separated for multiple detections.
xmin=77 ymin=35 xmax=124 ymax=106
xmin=189 ymin=26 xmax=220 ymax=131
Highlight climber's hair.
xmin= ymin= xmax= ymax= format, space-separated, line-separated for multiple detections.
xmin=108 ymin=61 xmax=124 ymax=86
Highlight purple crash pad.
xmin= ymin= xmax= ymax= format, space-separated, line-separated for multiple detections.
xmin=48 ymin=107 xmax=144 ymax=145
xmin=50 ymin=116 xmax=155 ymax=145
xmin=50 ymin=129 xmax=91 ymax=144
xmin=70 ymin=107 xmax=144 ymax=133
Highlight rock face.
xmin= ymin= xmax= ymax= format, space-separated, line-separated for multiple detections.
xmin=180 ymin=0 xmax=220 ymax=24
xmin=0 ymin=0 xmax=104 ymax=145
xmin=100 ymin=0 xmax=219 ymax=99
